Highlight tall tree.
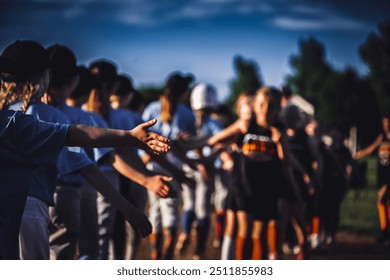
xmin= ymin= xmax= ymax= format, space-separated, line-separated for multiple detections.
xmin=359 ymin=20 xmax=390 ymax=114
xmin=226 ymin=55 xmax=263 ymax=111
xmin=337 ymin=68 xmax=381 ymax=146
xmin=286 ymin=37 xmax=332 ymax=103
xmin=285 ymin=37 xmax=381 ymax=145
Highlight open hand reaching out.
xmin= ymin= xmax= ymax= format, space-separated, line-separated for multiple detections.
xmin=131 ymin=119 xmax=170 ymax=155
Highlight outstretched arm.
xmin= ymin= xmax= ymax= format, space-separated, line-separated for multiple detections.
xmin=106 ymin=151 xmax=172 ymax=198
xmin=79 ymin=164 xmax=152 ymax=237
xmin=66 ymin=119 xmax=170 ymax=155
xmin=147 ymin=152 xmax=196 ymax=191
xmin=170 ymin=119 xmax=244 ymax=153
xmin=354 ymin=134 xmax=382 ymax=159
xmin=207 ymin=119 xmax=244 ymax=146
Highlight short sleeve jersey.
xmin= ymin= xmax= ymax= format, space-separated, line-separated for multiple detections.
xmin=58 ymin=103 xmax=113 ymax=163
xmin=142 ymin=101 xmax=196 ymax=169
xmin=92 ymin=107 xmax=144 ymax=172
xmin=8 ymin=101 xmax=93 ymax=205
xmin=0 ymin=110 xmax=69 ymax=201
xmin=142 ymin=101 xmax=196 ymax=138
xmin=188 ymin=115 xmax=223 ymax=167
xmin=0 ymin=109 xmax=70 ymax=259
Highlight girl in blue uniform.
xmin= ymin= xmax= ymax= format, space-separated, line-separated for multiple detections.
xmin=46 ymin=48 xmax=171 ymax=259
xmin=4 ymin=41 xmax=94 ymax=260
xmin=141 ymin=71 xmax=196 ymax=260
xmin=175 ymin=82 xmax=225 ymax=259
xmin=85 ymin=59 xmax=172 ymax=259
xmin=109 ymin=74 xmax=148 ymax=260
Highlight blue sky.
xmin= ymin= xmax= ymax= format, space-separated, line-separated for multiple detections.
xmin=1 ymin=0 xmax=389 ymax=101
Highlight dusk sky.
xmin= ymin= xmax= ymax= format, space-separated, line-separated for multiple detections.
xmin=2 ymin=0 xmax=389 ymax=101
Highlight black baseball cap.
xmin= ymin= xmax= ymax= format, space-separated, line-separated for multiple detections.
xmin=115 ymin=74 xmax=134 ymax=96
xmin=165 ymin=71 xmax=194 ymax=97
xmin=89 ymin=59 xmax=118 ymax=86
xmin=1 ymin=40 xmax=50 ymax=82
xmin=46 ymin=44 xmax=78 ymax=87
xmin=70 ymin=66 xmax=95 ymax=99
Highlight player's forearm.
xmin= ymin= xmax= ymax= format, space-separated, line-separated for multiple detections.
xmin=117 ymin=149 xmax=154 ymax=175
xmin=80 ymin=164 xmax=134 ymax=214
xmin=208 ymin=121 xmax=241 ymax=146
xmin=66 ymin=124 xmax=138 ymax=148
xmin=357 ymin=135 xmax=382 ymax=158
xmin=108 ymin=152 xmax=149 ymax=188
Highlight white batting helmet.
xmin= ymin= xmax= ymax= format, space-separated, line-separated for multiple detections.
xmin=190 ymin=83 xmax=219 ymax=111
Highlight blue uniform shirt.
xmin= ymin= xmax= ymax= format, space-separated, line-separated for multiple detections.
xmin=188 ymin=115 xmax=223 ymax=167
xmin=94 ymin=107 xmax=143 ymax=172
xmin=0 ymin=110 xmax=69 ymax=259
xmin=0 ymin=110 xmax=69 ymax=164
xmin=107 ymin=107 xmax=142 ymax=131
xmin=142 ymin=101 xmax=196 ymax=170
xmin=142 ymin=101 xmax=196 ymax=139
xmin=58 ymin=103 xmax=113 ymax=163
xmin=8 ymin=101 xmax=93 ymax=205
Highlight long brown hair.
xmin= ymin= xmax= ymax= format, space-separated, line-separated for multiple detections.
xmin=160 ymin=88 xmax=178 ymax=124
xmin=160 ymin=72 xmax=193 ymax=123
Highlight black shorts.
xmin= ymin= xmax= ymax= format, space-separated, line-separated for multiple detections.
xmin=249 ymin=197 xmax=279 ymax=221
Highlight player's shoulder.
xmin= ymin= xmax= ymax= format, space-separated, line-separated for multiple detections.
xmin=37 ymin=103 xmax=69 ymax=123
xmin=145 ymin=101 xmax=161 ymax=111
xmin=177 ymin=103 xmax=194 ymax=117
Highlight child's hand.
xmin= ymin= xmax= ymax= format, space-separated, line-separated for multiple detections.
xmin=353 ymin=151 xmax=363 ymax=159
xmin=270 ymin=127 xmax=281 ymax=143
xmin=303 ymin=173 xmax=310 ymax=185
xmin=124 ymin=206 xmax=152 ymax=238
xmin=131 ymin=119 xmax=170 ymax=155
xmin=145 ymin=175 xmax=173 ymax=198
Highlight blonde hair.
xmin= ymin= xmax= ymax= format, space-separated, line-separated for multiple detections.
xmin=0 ymin=76 xmax=42 ymax=113
xmin=160 ymin=89 xmax=176 ymax=123
xmin=254 ymin=86 xmax=272 ymax=102
xmin=234 ymin=92 xmax=252 ymax=116
xmin=253 ymin=86 xmax=282 ymax=125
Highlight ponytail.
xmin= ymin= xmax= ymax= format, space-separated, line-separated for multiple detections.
xmin=21 ymin=83 xmax=38 ymax=113
xmin=160 ymin=88 xmax=178 ymax=123
xmin=160 ymin=95 xmax=171 ymax=123
xmin=86 ymin=87 xmax=109 ymax=121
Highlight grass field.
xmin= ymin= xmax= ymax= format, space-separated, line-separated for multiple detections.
xmin=339 ymin=157 xmax=381 ymax=235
